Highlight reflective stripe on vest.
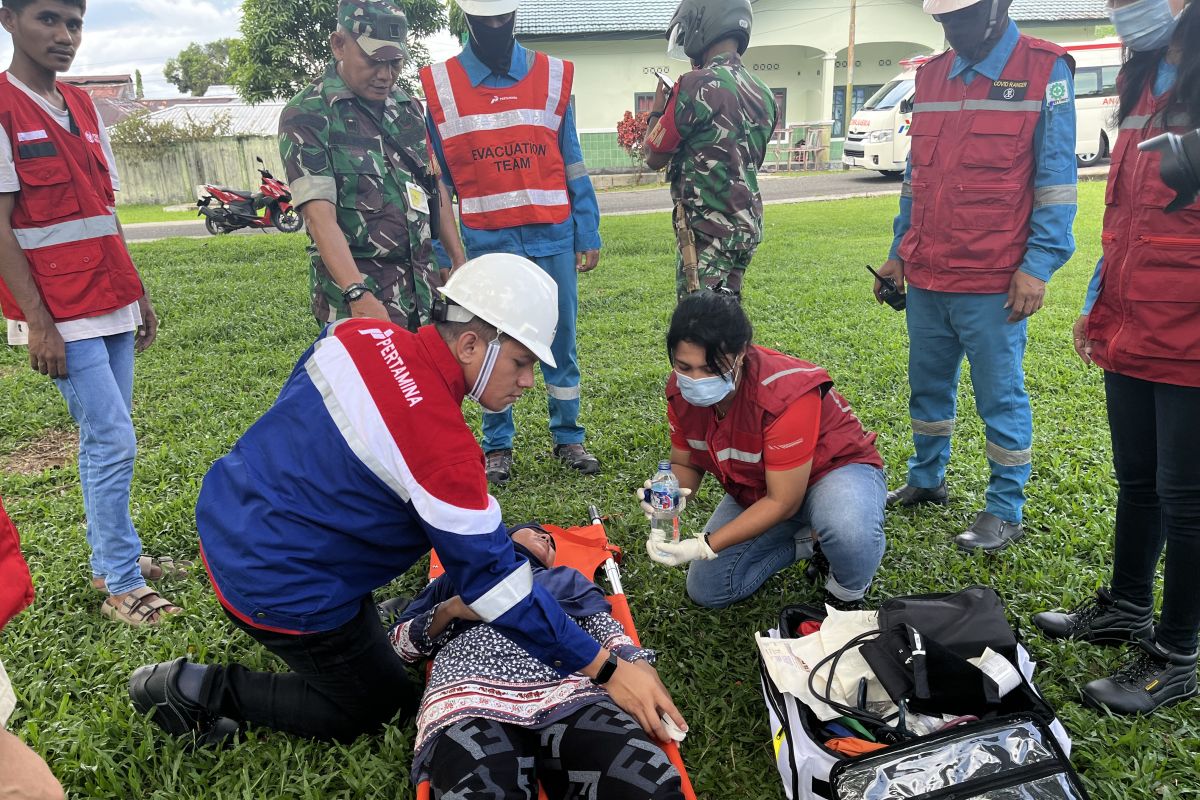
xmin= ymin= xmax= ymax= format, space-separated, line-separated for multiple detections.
xmin=427 ymin=56 xmax=566 ymax=140
xmin=12 ymin=213 xmax=119 ymax=250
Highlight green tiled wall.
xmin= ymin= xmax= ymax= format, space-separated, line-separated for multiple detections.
xmin=580 ymin=130 xmax=845 ymax=171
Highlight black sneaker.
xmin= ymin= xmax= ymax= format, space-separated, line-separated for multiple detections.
xmin=805 ymin=548 xmax=830 ymax=583
xmin=129 ymin=658 xmax=241 ymax=748
xmin=1082 ymin=637 xmax=1198 ymax=715
xmin=484 ymin=449 xmax=513 ymax=485
xmin=1032 ymin=587 xmax=1154 ymax=645
xmin=822 ymin=590 xmax=867 ymax=612
xmin=553 ymin=443 xmax=601 ymax=475
xmin=885 ymin=481 xmax=949 ymax=509
xmin=376 ymin=595 xmax=412 ymax=626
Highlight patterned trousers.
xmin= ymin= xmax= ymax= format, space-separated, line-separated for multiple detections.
xmin=428 ymin=701 xmax=684 ymax=799
xmin=675 ymin=234 xmax=756 ymax=299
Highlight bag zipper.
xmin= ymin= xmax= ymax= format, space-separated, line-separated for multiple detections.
xmin=907 ymin=759 xmax=1070 ymax=800
xmin=957 ymin=183 xmax=1021 ymax=193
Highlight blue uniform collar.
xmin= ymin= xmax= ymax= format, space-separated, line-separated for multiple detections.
xmin=456 ymin=40 xmax=530 ymax=86
xmin=949 ymin=20 xmax=1020 ymax=81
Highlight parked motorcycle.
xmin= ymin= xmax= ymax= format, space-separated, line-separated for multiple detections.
xmin=197 ymin=157 xmax=303 ymax=235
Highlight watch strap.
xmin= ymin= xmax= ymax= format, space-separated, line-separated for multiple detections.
xmin=342 ymin=282 xmax=372 ymax=303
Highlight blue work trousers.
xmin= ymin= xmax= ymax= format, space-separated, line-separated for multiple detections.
xmin=904 ymin=286 xmax=1032 ymax=523
xmin=53 ymin=331 xmax=146 ymax=595
xmin=481 ymin=250 xmax=584 ymax=451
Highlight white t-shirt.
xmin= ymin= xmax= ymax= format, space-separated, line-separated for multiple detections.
xmin=0 ymin=658 xmax=14 ymax=728
xmin=2 ymin=73 xmax=140 ymax=346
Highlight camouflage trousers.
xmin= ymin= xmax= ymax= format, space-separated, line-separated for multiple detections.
xmin=311 ymin=256 xmax=441 ymax=332
xmin=675 ymin=236 xmax=755 ymax=299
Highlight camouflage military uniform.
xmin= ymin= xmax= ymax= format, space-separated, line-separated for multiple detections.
xmin=279 ymin=61 xmax=437 ymax=330
xmin=651 ymin=52 xmax=776 ymax=297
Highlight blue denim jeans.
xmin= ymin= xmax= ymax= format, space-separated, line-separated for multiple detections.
xmin=904 ymin=286 xmax=1032 ymax=523
xmin=685 ymin=463 xmax=887 ymax=608
xmin=52 ymin=332 xmax=145 ymax=595
xmin=482 ymin=250 xmax=584 ymax=451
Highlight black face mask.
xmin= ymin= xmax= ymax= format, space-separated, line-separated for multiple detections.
xmin=467 ymin=13 xmax=517 ymax=76
xmin=938 ymin=0 xmax=1012 ymax=64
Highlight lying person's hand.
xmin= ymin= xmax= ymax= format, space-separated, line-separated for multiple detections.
xmin=645 ymin=530 xmax=716 ymax=567
xmin=604 ymin=658 xmax=688 ymax=743
xmin=447 ymin=596 xmax=481 ymax=622
xmin=634 ymin=482 xmax=692 ymax=518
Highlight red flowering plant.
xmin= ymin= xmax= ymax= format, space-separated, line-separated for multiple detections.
xmin=616 ymin=110 xmax=651 ymax=167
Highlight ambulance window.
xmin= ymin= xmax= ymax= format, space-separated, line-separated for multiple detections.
xmin=1099 ymin=66 xmax=1119 ymax=96
xmin=863 ymin=79 xmax=913 ymax=111
xmin=1075 ymin=68 xmax=1101 ymax=97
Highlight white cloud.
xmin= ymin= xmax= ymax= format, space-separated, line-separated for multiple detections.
xmin=0 ymin=0 xmax=241 ymax=98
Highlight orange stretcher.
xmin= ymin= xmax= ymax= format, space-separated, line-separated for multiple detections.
xmin=415 ymin=506 xmax=697 ymax=800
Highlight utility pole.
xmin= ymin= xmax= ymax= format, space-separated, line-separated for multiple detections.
xmin=846 ymin=0 xmax=857 ymax=134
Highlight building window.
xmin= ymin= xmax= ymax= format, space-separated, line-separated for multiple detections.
xmin=832 ymin=84 xmax=882 ymax=138
xmin=634 ymin=92 xmax=656 ymax=114
xmin=771 ymin=88 xmax=787 ymax=141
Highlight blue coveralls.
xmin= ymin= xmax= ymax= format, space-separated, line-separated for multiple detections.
xmin=427 ymin=42 xmax=602 ymax=452
xmin=889 ymin=22 xmax=1077 ymax=524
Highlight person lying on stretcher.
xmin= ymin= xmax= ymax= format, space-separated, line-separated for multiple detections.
xmin=389 ymin=523 xmax=686 ymax=799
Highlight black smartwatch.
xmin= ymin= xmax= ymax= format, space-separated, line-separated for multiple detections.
xmin=593 ymin=651 xmax=620 ymax=685
xmin=342 ymin=282 xmax=372 ymax=304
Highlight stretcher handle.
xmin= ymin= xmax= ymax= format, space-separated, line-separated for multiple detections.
xmin=587 ymin=505 xmax=625 ymax=596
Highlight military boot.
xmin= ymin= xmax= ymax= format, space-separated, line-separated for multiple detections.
xmin=1032 ymin=587 xmax=1154 ymax=645
xmin=1082 ymin=636 xmax=1198 ymax=715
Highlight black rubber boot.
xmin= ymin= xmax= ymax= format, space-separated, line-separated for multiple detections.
xmin=129 ymin=658 xmax=241 ymax=748
xmin=1082 ymin=636 xmax=1198 ymax=715
xmin=885 ymin=481 xmax=949 ymax=509
xmin=954 ymin=511 xmax=1024 ymax=553
xmin=1032 ymin=587 xmax=1154 ymax=645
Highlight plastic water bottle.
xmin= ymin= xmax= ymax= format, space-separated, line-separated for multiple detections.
xmin=648 ymin=460 xmax=681 ymax=543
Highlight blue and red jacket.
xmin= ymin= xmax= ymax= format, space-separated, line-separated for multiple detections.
xmin=196 ymin=319 xmax=600 ymax=675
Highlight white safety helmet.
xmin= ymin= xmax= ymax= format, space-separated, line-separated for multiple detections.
xmin=922 ymin=0 xmax=984 ymax=13
xmin=454 ymin=0 xmax=519 ymax=16
xmin=437 ymin=253 xmax=559 ymax=367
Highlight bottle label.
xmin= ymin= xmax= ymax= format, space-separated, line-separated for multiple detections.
xmin=650 ymin=489 xmax=677 ymax=513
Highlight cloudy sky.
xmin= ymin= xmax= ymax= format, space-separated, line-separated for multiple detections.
xmin=0 ymin=0 xmax=460 ymax=99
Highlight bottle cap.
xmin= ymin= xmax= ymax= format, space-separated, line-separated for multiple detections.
xmin=658 ymin=459 xmax=671 ymax=471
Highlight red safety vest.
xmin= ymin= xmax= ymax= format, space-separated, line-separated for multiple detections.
xmin=1087 ymin=82 xmax=1200 ymax=388
xmin=0 ymin=74 xmax=143 ymax=323
xmin=666 ymin=346 xmax=883 ymax=509
xmin=420 ymin=52 xmax=572 ymax=230
xmin=0 ymin=497 xmax=34 ymax=632
xmin=899 ymin=37 xmax=1068 ymax=294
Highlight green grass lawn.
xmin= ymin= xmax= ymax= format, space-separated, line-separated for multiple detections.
xmin=115 ymin=204 xmax=201 ymax=225
xmin=3 ymin=182 xmax=1197 ymax=798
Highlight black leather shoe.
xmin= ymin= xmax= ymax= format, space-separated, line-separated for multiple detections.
xmin=1082 ymin=637 xmax=1198 ymax=715
xmin=1033 ymin=587 xmax=1154 ymax=645
xmin=885 ymin=481 xmax=949 ymax=508
xmin=129 ymin=658 xmax=241 ymax=748
xmin=553 ymin=443 xmax=601 ymax=475
xmin=805 ymin=547 xmax=830 ymax=583
xmin=954 ymin=511 xmax=1024 ymax=553
xmin=484 ymin=449 xmax=513 ymax=485
xmin=376 ymin=595 xmax=412 ymax=626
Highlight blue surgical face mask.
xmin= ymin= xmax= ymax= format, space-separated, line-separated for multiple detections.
xmin=1112 ymin=0 xmax=1181 ymax=52
xmin=676 ymin=358 xmax=741 ymax=407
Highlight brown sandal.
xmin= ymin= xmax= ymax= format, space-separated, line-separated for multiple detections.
xmin=101 ymin=586 xmax=182 ymax=626
xmin=91 ymin=555 xmax=193 ymax=592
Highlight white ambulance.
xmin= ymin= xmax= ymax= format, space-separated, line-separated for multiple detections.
xmin=842 ymin=40 xmax=1124 ymax=175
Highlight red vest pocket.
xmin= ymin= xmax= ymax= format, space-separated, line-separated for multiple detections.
xmin=13 ymin=157 xmax=81 ymax=222
xmin=962 ymin=115 xmax=1026 ymax=168
xmin=1123 ymin=256 xmax=1200 ymax=360
xmin=908 ymin=114 xmax=943 ymax=167
xmin=27 ymin=240 xmax=116 ymax=320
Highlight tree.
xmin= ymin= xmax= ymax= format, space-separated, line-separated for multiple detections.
xmin=231 ymin=0 xmax=446 ymax=103
xmin=163 ymin=38 xmax=238 ymax=97
xmin=109 ymin=110 xmax=232 ymax=150
xmin=134 ymin=69 xmax=144 ymax=99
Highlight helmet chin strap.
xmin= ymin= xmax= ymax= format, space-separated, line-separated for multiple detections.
xmin=983 ymin=0 xmax=1003 ymax=40
xmin=467 ymin=335 xmax=503 ymax=405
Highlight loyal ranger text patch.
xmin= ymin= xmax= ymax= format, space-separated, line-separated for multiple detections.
xmin=988 ymin=80 xmax=1029 ymax=102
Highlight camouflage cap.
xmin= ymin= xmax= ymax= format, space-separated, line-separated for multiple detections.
xmin=339 ymin=0 xmax=411 ymax=60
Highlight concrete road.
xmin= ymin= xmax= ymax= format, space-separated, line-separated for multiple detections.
xmin=120 ymin=164 xmax=1109 ymax=242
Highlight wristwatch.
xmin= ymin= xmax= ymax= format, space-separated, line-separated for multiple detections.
xmin=593 ymin=651 xmax=620 ymax=685
xmin=342 ymin=282 xmax=373 ymax=304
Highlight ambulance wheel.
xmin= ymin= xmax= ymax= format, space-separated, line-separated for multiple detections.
xmin=1076 ymin=151 xmax=1103 ymax=167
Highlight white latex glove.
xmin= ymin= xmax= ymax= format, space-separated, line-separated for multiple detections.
xmin=646 ymin=528 xmax=716 ymax=567
xmin=635 ymin=480 xmax=692 ymax=518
